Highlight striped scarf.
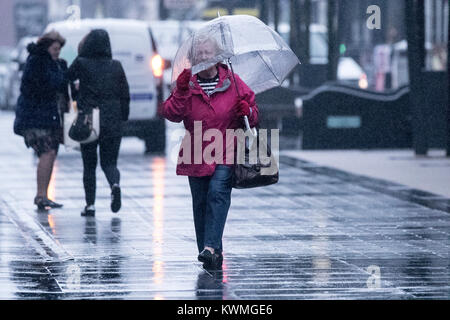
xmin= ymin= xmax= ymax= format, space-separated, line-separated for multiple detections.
xmin=197 ymin=73 xmax=219 ymax=95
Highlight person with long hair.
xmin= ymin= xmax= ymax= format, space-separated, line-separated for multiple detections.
xmin=14 ymin=31 xmax=68 ymax=210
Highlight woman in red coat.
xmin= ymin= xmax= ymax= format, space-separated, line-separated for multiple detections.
xmin=162 ymin=37 xmax=259 ymax=269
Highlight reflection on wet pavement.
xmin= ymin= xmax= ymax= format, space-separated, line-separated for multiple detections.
xmin=0 ymin=114 xmax=449 ymax=299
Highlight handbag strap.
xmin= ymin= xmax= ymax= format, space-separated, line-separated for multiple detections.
xmin=67 ymin=84 xmax=75 ymax=113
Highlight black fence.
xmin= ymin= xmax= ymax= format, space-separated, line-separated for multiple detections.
xmin=300 ymin=76 xmax=448 ymax=150
xmin=421 ymin=71 xmax=448 ymax=150
xmin=301 ymin=84 xmax=412 ymax=149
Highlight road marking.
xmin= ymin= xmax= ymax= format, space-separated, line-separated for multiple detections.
xmin=0 ymin=194 xmax=74 ymax=262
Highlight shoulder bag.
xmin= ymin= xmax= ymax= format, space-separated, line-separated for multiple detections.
xmin=232 ymin=128 xmax=279 ymax=189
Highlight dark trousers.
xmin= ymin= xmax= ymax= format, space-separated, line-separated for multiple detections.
xmin=188 ymin=165 xmax=232 ymax=254
xmin=80 ymin=136 xmax=121 ymax=205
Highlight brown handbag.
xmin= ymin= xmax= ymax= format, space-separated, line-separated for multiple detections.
xmin=232 ymin=130 xmax=279 ymax=189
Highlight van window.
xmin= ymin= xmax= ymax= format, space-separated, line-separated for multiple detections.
xmin=59 ymin=32 xmax=85 ymax=65
xmin=59 ymin=31 xmax=152 ymax=72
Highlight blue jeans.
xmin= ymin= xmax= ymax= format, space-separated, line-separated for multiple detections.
xmin=188 ymin=165 xmax=232 ymax=254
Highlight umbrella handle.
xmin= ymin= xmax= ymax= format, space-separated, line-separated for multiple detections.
xmin=228 ymin=58 xmax=257 ymax=138
xmin=244 ymin=116 xmax=257 ymax=137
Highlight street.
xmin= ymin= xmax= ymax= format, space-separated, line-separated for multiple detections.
xmin=0 ymin=110 xmax=449 ymax=300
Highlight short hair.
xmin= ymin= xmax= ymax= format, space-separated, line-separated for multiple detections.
xmin=189 ymin=35 xmax=222 ymax=65
xmin=37 ymin=30 xmax=66 ymax=50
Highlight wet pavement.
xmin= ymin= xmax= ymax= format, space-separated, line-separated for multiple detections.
xmin=0 ymin=111 xmax=449 ymax=300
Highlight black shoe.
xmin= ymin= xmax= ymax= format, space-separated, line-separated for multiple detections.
xmin=34 ymin=197 xmax=47 ymax=210
xmin=45 ymin=199 xmax=63 ymax=208
xmin=81 ymin=205 xmax=95 ymax=217
xmin=111 ymin=184 xmax=121 ymax=213
xmin=198 ymin=249 xmax=222 ymax=270
xmin=216 ymin=253 xmax=224 ymax=268
xmin=34 ymin=197 xmax=63 ymax=210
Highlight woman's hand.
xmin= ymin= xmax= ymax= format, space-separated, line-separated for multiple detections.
xmin=177 ymin=68 xmax=191 ymax=91
xmin=236 ymin=99 xmax=250 ymax=117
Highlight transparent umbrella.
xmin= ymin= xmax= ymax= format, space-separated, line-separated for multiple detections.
xmin=171 ymin=14 xmax=300 ymax=131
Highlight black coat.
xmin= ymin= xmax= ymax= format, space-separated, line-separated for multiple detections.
xmin=67 ymin=29 xmax=130 ymax=139
xmin=14 ymin=43 xmax=68 ymax=135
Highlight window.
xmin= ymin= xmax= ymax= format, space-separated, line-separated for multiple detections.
xmin=425 ymin=0 xmax=449 ymax=71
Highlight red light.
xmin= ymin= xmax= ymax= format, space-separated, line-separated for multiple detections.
xmin=151 ymin=54 xmax=164 ymax=78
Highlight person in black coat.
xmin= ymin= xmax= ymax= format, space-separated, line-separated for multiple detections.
xmin=67 ymin=29 xmax=130 ymax=216
xmin=14 ymin=31 xmax=68 ymax=210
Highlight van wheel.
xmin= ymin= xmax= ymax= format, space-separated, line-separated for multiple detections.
xmin=144 ymin=136 xmax=165 ymax=154
xmin=143 ymin=119 xmax=166 ymax=154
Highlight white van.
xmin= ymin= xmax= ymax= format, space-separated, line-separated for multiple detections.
xmin=149 ymin=20 xmax=204 ymax=95
xmin=45 ymin=19 xmax=166 ymax=153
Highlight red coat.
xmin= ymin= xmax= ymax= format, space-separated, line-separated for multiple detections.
xmin=162 ymin=64 xmax=259 ymax=177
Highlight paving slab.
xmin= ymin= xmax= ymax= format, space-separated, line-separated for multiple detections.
xmin=0 ymin=111 xmax=449 ymax=300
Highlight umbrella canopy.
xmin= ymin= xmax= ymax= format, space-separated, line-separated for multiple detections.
xmin=171 ymin=15 xmax=300 ymax=94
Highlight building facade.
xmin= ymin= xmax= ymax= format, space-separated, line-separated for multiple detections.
xmin=0 ymin=0 xmax=48 ymax=47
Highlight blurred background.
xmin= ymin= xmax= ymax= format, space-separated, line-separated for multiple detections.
xmin=0 ymin=0 xmax=448 ymax=155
